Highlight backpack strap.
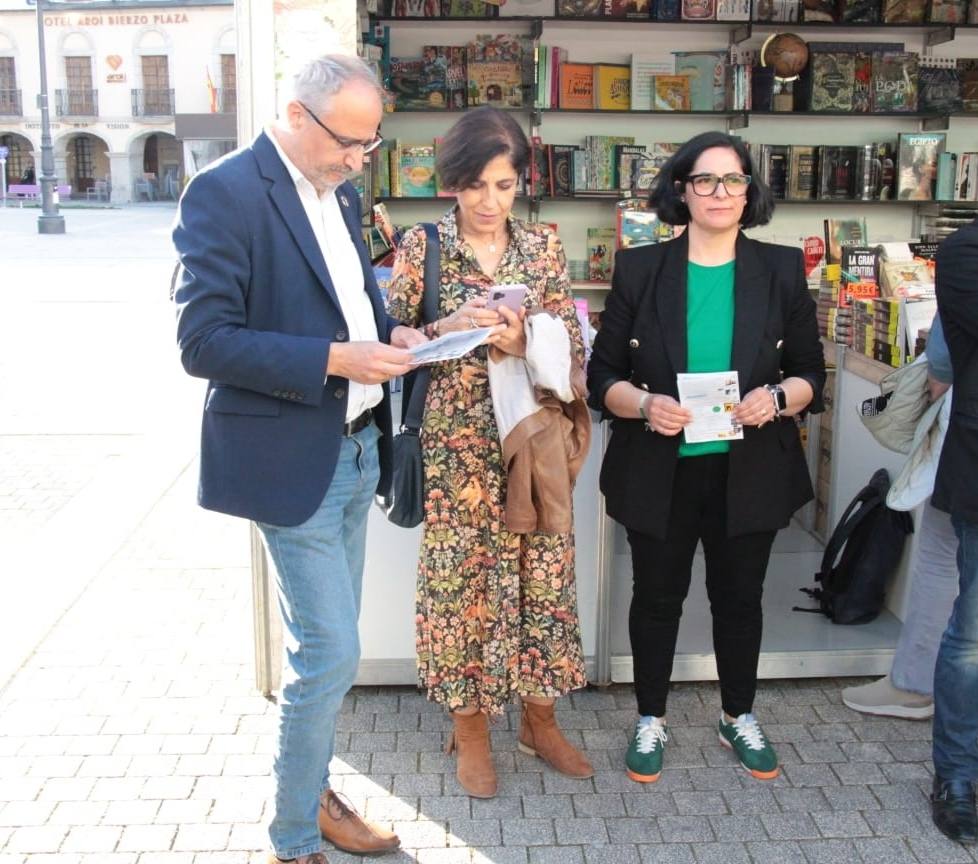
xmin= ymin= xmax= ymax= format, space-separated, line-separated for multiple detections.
xmin=815 ymin=482 xmax=884 ymax=585
xmin=400 ymin=223 xmax=440 ymax=434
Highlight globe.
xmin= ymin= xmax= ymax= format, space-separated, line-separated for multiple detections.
xmin=761 ymin=33 xmax=809 ymax=81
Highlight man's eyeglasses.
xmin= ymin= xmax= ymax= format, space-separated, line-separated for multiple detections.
xmin=687 ymin=172 xmax=752 ymax=197
xmin=298 ymin=101 xmax=383 ymax=154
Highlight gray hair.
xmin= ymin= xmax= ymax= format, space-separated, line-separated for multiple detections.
xmin=289 ymin=54 xmax=384 ymax=115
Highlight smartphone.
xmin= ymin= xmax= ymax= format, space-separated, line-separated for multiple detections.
xmin=486 ymin=284 xmax=528 ymax=314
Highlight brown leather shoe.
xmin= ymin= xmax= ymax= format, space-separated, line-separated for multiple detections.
xmin=518 ymin=700 xmax=594 ymax=779
xmin=268 ymin=853 xmax=329 ymax=864
xmin=318 ymin=789 xmax=400 ymax=856
xmin=447 ymin=710 xmax=497 ymax=798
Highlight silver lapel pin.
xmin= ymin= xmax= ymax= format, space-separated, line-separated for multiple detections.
xmin=339 ymin=194 xmax=349 ymax=207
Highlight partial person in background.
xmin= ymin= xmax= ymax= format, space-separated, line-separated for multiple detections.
xmin=386 ymin=107 xmax=592 ymax=800
xmin=587 ymin=131 xmax=825 ymax=785
xmin=842 ymin=313 xmax=957 ymax=720
xmin=929 ymin=215 xmax=978 ymax=845
xmin=173 ymin=55 xmax=424 ymax=864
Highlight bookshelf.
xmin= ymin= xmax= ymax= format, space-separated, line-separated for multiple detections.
xmin=367 ymin=8 xmax=978 ymax=311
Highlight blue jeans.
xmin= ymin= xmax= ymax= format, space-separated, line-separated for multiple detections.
xmin=257 ymin=423 xmax=380 ymax=859
xmin=932 ymin=515 xmax=978 ymax=782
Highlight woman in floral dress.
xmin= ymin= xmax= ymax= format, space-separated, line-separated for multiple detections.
xmin=386 ymin=107 xmax=592 ymax=798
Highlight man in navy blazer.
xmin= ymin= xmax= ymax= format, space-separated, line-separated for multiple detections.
xmin=172 ymin=56 xmax=424 ymax=864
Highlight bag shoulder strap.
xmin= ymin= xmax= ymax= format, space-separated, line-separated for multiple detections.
xmin=402 ymin=223 xmax=439 ymax=432
xmin=816 ymin=483 xmax=883 ymax=583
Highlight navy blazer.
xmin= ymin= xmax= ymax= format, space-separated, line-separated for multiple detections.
xmin=933 ymin=217 xmax=978 ymax=524
xmin=587 ymin=231 xmax=826 ymax=540
xmin=173 ymin=132 xmax=399 ymax=527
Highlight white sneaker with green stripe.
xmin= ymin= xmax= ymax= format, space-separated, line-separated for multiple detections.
xmin=718 ymin=712 xmax=779 ymax=780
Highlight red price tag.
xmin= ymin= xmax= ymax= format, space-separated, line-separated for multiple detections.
xmin=803 ymin=236 xmax=825 ymax=278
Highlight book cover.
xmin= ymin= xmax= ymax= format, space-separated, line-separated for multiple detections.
xmin=588 ymin=135 xmax=636 ymax=190
xmin=594 ymin=64 xmax=632 ymax=110
xmin=818 ymin=146 xmax=859 ymax=199
xmin=652 ymin=75 xmax=692 ymax=110
xmin=763 ymin=144 xmax=789 ymax=199
xmin=441 ymin=0 xmax=498 ymax=13
xmin=802 ymin=0 xmax=838 ymax=20
xmin=391 ymin=0 xmax=440 ymax=15
xmin=573 ymin=148 xmax=590 ymax=192
xmin=630 ymin=54 xmax=674 ymax=110
xmin=529 ymin=136 xmax=551 ymax=197
xmin=841 ymin=246 xmax=880 ymax=288
xmin=615 ymin=144 xmax=647 ymax=193
xmin=398 ymin=145 xmax=437 ymax=197
xmin=955 ymin=152 xmax=978 ymax=200
xmin=419 ymin=46 xmax=452 ymax=110
xmin=467 ymin=61 xmax=524 ymax=107
xmin=654 ymin=0 xmax=682 ymax=17
xmin=809 ymin=52 xmax=856 ymax=111
xmin=750 ymin=65 xmax=775 ymax=110
xmin=872 ymin=52 xmax=919 ymax=112
xmin=881 ymin=0 xmax=927 ymax=20
xmin=610 ymin=0 xmax=652 ymax=16
xmin=633 ymin=142 xmax=679 ymax=192
xmin=616 ymin=201 xmax=674 ymax=249
xmin=559 ymin=63 xmax=595 ymax=109
xmin=752 ymin=0 xmax=800 ymax=18
xmin=958 ymin=59 xmax=978 ymax=112
xmin=715 ymin=0 xmax=750 ymax=18
xmin=937 ymin=151 xmax=958 ymax=199
xmin=918 ymin=59 xmax=962 ymax=114
xmin=497 ymin=0 xmax=554 ymax=13
xmin=824 ymin=217 xmax=868 ymax=264
xmin=550 ymin=145 xmax=578 ymax=196
xmin=673 ymin=51 xmax=727 ymax=110
xmin=587 ymin=227 xmax=616 ymax=280
xmin=681 ymin=0 xmax=716 ymax=17
xmin=787 ymin=145 xmax=819 ymax=200
xmin=388 ymin=58 xmax=431 ymax=111
xmin=839 ymin=0 xmax=879 ymax=20
xmin=929 ymin=0 xmax=968 ymax=21
xmin=897 ymin=131 xmax=946 ymax=200
xmin=852 ymin=52 xmax=873 ymax=112
xmin=556 ymin=0 xmax=604 ymax=13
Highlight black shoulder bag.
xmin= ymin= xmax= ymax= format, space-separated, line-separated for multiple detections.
xmin=386 ymin=223 xmax=439 ymax=528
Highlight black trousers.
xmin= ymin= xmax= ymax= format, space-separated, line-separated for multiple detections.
xmin=626 ymin=453 xmax=776 ymax=718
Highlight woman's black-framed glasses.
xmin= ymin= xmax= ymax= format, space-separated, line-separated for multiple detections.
xmin=298 ymin=101 xmax=383 ymax=154
xmin=687 ymin=172 xmax=752 ymax=197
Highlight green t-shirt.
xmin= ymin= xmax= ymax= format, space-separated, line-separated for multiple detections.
xmin=678 ymin=260 xmax=736 ymax=458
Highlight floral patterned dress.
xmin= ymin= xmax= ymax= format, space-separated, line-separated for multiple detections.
xmin=386 ymin=209 xmax=589 ymax=716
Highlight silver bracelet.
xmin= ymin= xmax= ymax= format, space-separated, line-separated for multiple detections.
xmin=638 ymin=393 xmax=653 ymax=420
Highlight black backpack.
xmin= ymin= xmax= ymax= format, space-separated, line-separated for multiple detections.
xmin=796 ymin=468 xmax=913 ymax=624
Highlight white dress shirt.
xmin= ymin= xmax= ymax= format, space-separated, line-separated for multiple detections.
xmin=267 ymin=128 xmax=382 ymax=422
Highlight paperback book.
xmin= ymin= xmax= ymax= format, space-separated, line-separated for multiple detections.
xmin=587 ymin=227 xmax=616 ymax=280
xmin=897 ymin=131 xmax=946 ymax=200
xmin=673 ymin=51 xmax=727 ymax=110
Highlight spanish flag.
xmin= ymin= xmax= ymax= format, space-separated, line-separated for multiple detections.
xmin=206 ymin=67 xmax=218 ymax=113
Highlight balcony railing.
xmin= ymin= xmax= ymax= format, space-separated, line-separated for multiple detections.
xmin=217 ymin=87 xmax=236 ymax=114
xmin=0 ymin=89 xmax=22 ymax=116
xmin=55 ymin=88 xmax=98 ymax=117
xmin=131 ymin=88 xmax=174 ymax=117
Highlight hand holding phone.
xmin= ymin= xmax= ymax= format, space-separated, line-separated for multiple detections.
xmin=486 ymin=283 xmax=528 ymax=314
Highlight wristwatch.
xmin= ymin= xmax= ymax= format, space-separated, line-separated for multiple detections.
xmin=766 ymin=384 xmax=787 ymax=417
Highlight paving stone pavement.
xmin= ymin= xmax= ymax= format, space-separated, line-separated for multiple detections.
xmin=1 ymin=456 xmax=975 ymax=864
xmin=1 ymin=208 xmax=974 ymax=864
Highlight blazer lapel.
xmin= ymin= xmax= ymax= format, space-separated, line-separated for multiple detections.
xmin=252 ymin=132 xmax=342 ymax=312
xmin=335 ymin=183 xmax=388 ymax=333
xmin=655 ymin=232 xmax=689 ymax=375
xmin=731 ymin=233 xmax=770 ymax=391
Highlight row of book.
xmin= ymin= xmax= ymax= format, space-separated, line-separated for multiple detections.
xmin=376 ymin=0 xmax=978 ymax=23
xmin=795 ymin=48 xmax=978 ymax=115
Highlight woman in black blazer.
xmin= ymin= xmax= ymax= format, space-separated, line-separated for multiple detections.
xmin=588 ymin=132 xmax=825 ymax=784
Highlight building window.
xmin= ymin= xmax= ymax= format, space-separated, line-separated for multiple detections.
xmin=220 ymin=53 xmax=235 ymax=113
xmin=0 ymin=57 xmax=20 ymax=115
xmin=64 ymin=56 xmax=95 ymax=114
xmin=73 ymin=135 xmax=94 ymax=186
xmin=0 ymin=134 xmax=27 ymax=184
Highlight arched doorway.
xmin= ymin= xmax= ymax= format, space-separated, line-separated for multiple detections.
xmin=63 ymin=132 xmax=109 ymax=196
xmin=0 ymin=133 xmax=35 ymax=187
xmin=140 ymin=132 xmax=184 ymax=199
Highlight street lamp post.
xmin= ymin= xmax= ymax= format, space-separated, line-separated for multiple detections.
xmin=35 ymin=0 xmax=65 ymax=234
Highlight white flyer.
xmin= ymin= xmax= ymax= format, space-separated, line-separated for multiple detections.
xmin=675 ymin=371 xmax=744 ymax=444
xmin=408 ymin=326 xmax=495 ymax=366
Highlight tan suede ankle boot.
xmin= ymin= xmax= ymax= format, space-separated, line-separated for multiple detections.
xmin=518 ymin=700 xmax=594 ymax=779
xmin=446 ymin=711 xmax=497 ymax=799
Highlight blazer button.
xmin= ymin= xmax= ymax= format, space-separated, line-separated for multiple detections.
xmin=640 ymin=382 xmax=650 ymax=391
xmin=334 ymin=387 xmax=346 ymax=399
xmin=335 ymin=330 xmax=347 ymax=341
xmin=629 ymin=338 xmax=640 ymax=348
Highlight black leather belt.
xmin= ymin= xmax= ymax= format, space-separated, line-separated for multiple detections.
xmin=342 ymin=408 xmax=373 ymax=437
